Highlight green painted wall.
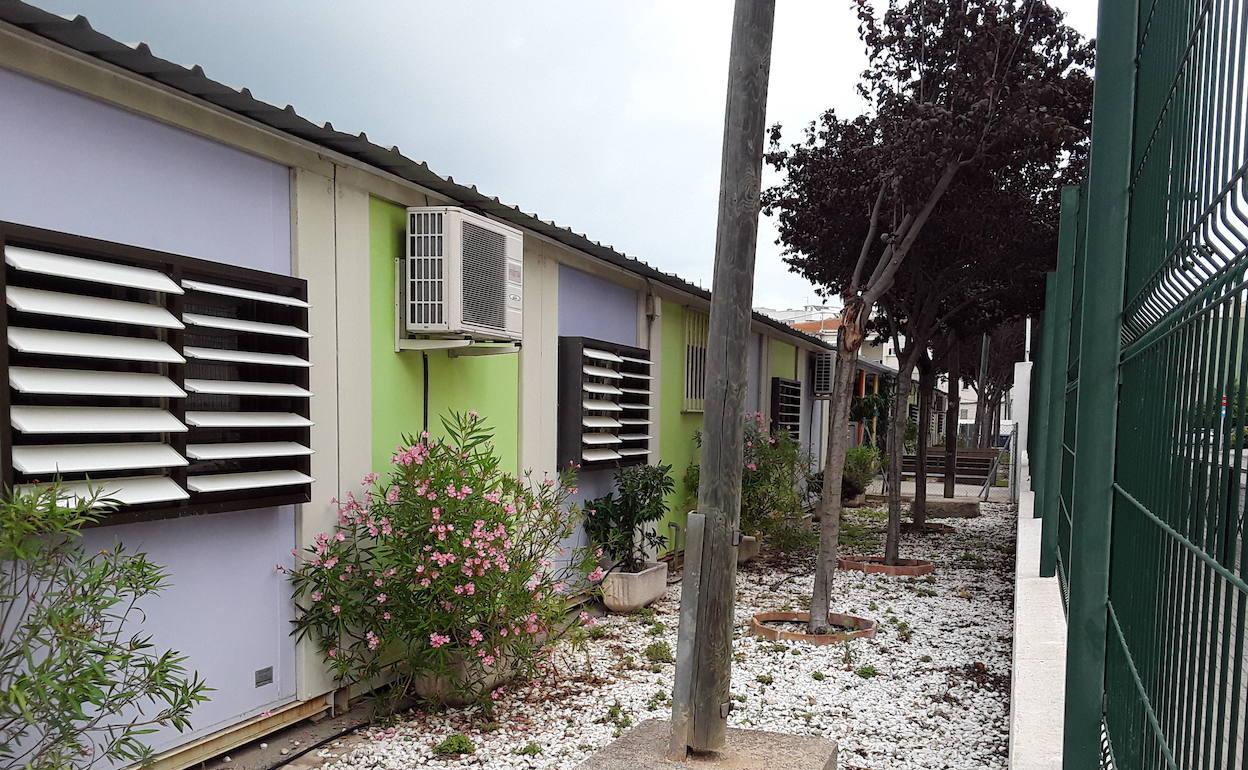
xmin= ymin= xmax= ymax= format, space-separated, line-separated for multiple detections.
xmin=369 ymin=197 xmax=519 ymax=474
xmin=658 ymin=303 xmax=703 ymax=546
xmin=769 ymin=337 xmax=798 ymax=382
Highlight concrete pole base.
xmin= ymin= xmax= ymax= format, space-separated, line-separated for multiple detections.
xmin=575 ymin=720 xmax=837 ymax=770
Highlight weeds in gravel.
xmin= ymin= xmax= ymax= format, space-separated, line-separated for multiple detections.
xmin=432 ymin=734 xmax=476 ymax=756
xmin=516 ymin=741 xmax=541 ymax=756
xmin=811 ymin=671 xmax=826 ymax=681
xmin=601 ymin=700 xmax=633 ymax=736
xmin=644 ymin=641 xmax=674 ymax=663
xmin=756 ymin=674 xmax=774 ymax=685
xmin=855 ymin=665 xmax=879 ymax=679
xmin=647 ymin=621 xmax=665 ymax=637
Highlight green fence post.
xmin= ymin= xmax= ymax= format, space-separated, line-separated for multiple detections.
xmin=1061 ymin=0 xmax=1138 ymax=763
xmin=1040 ymin=187 xmax=1080 ymax=578
xmin=1032 ymin=275 xmax=1056 ymax=517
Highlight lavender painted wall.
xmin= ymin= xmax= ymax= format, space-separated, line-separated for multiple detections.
xmin=557 ymin=266 xmax=640 ymax=554
xmin=0 ymin=69 xmax=290 ymax=275
xmin=557 ymin=264 xmax=638 ymax=348
xmin=0 ymin=67 xmax=297 ymax=754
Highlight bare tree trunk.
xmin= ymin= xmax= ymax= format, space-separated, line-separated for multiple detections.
xmin=885 ymin=364 xmax=913 ymax=565
xmin=809 ymin=308 xmax=866 ymax=634
xmin=943 ymin=338 xmax=961 ymax=498
xmin=914 ymin=362 xmax=936 ymax=528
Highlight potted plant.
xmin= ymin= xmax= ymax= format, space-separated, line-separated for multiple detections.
xmin=585 ymin=463 xmax=675 ymax=612
xmin=842 ymin=445 xmax=882 ymax=507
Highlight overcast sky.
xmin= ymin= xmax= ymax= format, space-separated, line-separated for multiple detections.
xmin=32 ymin=0 xmax=1099 ymax=311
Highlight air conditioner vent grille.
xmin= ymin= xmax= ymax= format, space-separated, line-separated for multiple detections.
xmin=460 ymin=221 xmax=507 ymax=332
xmin=409 ymin=211 xmax=444 ymax=326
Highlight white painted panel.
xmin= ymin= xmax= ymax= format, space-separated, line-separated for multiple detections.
xmin=187 ymin=470 xmax=313 ymax=494
xmin=186 ymin=442 xmax=313 ymax=461
xmin=583 ymin=399 xmax=623 ymax=412
xmin=620 ymin=403 xmax=652 ymax=410
xmin=582 ymin=448 xmax=622 ymax=462
xmin=583 ymin=382 xmax=623 ymax=396
xmin=620 ymin=387 xmax=651 ymax=395
xmin=6 ymin=245 xmax=182 ymax=293
xmin=618 ymin=434 xmax=652 ymax=441
xmin=582 ymin=364 xmax=623 ymax=380
xmin=620 ymin=371 xmax=652 ymax=381
xmin=617 ymin=448 xmax=649 ymax=457
xmin=182 ymin=279 xmax=309 ymax=308
xmin=12 ymin=442 xmax=187 ymax=473
xmin=185 ymin=379 xmax=311 ymax=397
xmin=620 ymin=356 xmax=651 ymax=366
xmin=185 ymin=411 xmax=313 ymax=428
xmin=184 ymin=346 xmax=310 ymax=368
xmin=10 ymin=367 xmax=185 ymax=397
xmin=11 ymin=405 xmax=186 ymax=434
xmin=7 ymin=286 xmax=183 ymax=329
xmin=183 ymin=313 xmax=309 ymax=339
xmin=582 ymin=415 xmax=623 ymax=429
xmin=583 ymin=348 xmax=623 ymax=363
xmin=18 ymin=475 xmax=188 ymax=506
xmin=619 ymin=418 xmax=653 ymax=426
xmin=9 ymin=326 xmax=184 ymax=363
xmin=582 ymin=433 xmax=623 ymax=446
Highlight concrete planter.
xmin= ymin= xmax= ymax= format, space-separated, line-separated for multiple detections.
xmin=601 ymin=561 xmax=668 ymax=613
xmin=411 ymin=654 xmax=513 ymax=707
xmin=737 ymin=535 xmax=760 ymax=564
xmin=749 ymin=610 xmax=877 ymax=645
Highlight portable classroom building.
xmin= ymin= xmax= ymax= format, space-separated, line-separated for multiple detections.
xmin=0 ymin=4 xmax=833 ymax=766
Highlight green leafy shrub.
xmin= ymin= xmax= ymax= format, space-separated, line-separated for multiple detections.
xmin=689 ymin=416 xmax=817 ymax=552
xmin=584 ymin=463 xmax=675 ymax=573
xmin=516 ymin=741 xmax=541 ymax=756
xmin=0 ymin=484 xmax=210 ymax=769
xmin=433 ymin=733 xmax=475 ymax=756
xmin=855 ymin=665 xmax=879 ymax=679
xmin=842 ymin=445 xmax=882 ymax=499
xmin=288 ymin=412 xmax=596 ymax=706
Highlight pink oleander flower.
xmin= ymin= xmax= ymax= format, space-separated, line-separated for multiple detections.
xmin=579 ymin=611 xmax=596 ymax=627
xmin=376 ymin=593 xmax=387 ymax=604
xmin=335 ymin=531 xmax=346 ymax=542
xmin=362 ymin=472 xmax=379 ymax=486
xmin=429 ymin=632 xmax=450 ymax=648
xmin=331 ymin=604 xmax=341 ymax=615
xmin=746 ymin=462 xmax=758 ymax=471
xmin=310 ymin=590 xmax=323 ymax=602
xmin=327 ymin=647 xmax=337 ymax=659
xmin=588 ymin=567 xmax=605 ymax=583
xmin=383 ymin=611 xmax=392 ymax=621
xmin=366 ymin=631 xmax=380 ymax=650
xmin=385 ymin=486 xmax=400 ymax=504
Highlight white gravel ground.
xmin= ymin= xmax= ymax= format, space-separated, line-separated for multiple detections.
xmin=311 ymin=502 xmax=1015 ymax=770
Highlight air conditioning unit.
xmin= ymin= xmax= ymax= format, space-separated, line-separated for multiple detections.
xmin=812 ymin=351 xmax=834 ymax=397
xmin=404 ymin=207 xmax=523 ymax=342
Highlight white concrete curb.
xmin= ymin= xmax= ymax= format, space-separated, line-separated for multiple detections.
xmin=1008 ymin=465 xmax=1068 ymax=769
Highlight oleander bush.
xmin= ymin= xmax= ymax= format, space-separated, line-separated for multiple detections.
xmin=288 ymin=411 xmax=596 ymax=706
xmin=0 ymin=484 xmax=209 ymax=770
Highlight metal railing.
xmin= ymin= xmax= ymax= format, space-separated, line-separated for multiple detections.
xmin=1030 ymin=0 xmax=1248 ymax=766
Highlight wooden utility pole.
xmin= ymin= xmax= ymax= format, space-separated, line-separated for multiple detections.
xmin=669 ymin=0 xmax=775 ymax=757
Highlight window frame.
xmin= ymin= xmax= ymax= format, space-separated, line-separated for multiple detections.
xmin=0 ymin=221 xmax=311 ymax=527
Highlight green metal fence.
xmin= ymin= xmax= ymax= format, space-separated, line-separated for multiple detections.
xmin=1031 ymin=0 xmax=1248 ymax=766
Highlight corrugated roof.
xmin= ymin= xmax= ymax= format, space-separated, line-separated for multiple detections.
xmin=0 ymin=0 xmax=831 ymax=350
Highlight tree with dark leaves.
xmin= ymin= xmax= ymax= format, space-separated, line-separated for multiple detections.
xmin=763 ymin=0 xmax=1091 ymax=631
